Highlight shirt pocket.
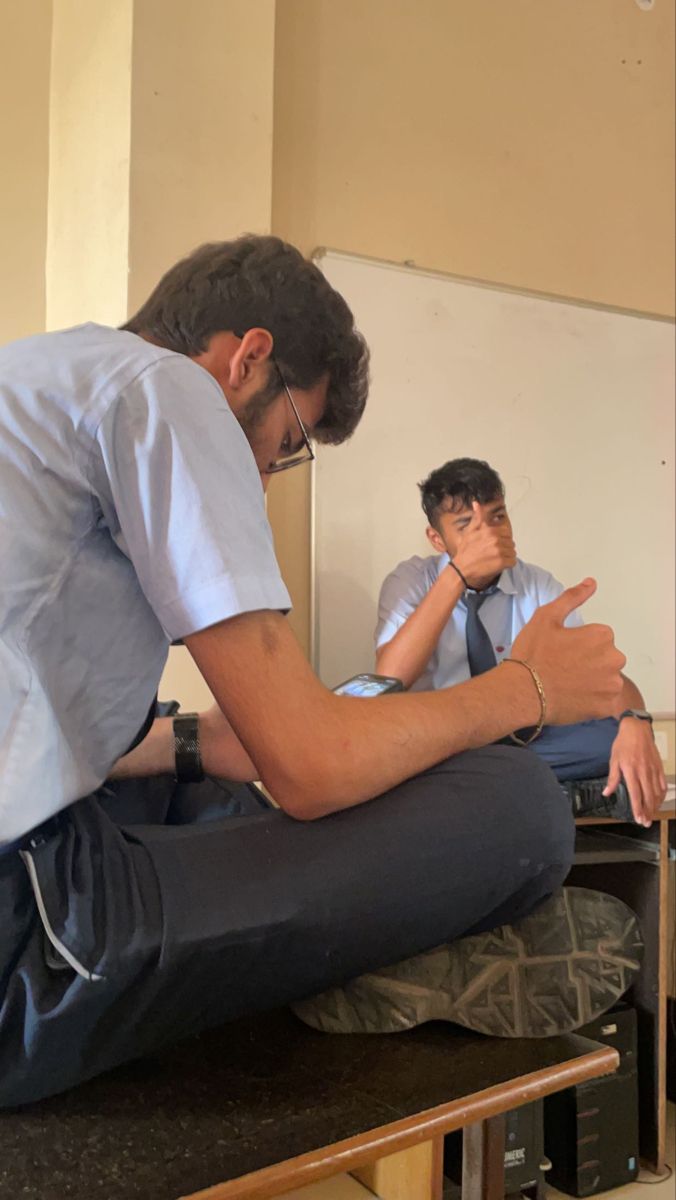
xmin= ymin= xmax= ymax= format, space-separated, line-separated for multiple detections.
xmin=493 ymin=640 xmax=512 ymax=663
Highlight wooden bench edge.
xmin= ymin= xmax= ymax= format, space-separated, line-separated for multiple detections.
xmin=178 ymin=1041 xmax=619 ymax=1200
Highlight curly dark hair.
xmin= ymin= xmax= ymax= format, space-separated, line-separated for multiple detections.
xmin=122 ymin=235 xmax=369 ymax=445
xmin=419 ymin=457 xmax=505 ymax=526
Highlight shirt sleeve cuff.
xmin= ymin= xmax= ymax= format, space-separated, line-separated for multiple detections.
xmin=155 ymin=575 xmax=292 ymax=641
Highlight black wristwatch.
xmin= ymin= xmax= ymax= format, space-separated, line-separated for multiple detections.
xmin=173 ymin=712 xmax=204 ymax=782
xmin=619 ymin=708 xmax=653 ymax=727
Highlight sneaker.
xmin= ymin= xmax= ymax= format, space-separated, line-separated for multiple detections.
xmin=292 ymin=887 xmax=642 ymax=1039
xmin=563 ymin=777 xmax=634 ymax=821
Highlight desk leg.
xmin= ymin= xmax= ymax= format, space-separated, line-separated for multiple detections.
xmin=351 ymin=1137 xmax=443 ymax=1200
xmin=656 ymin=822 xmax=669 ymax=1172
xmin=462 ymin=1115 xmax=506 ymax=1200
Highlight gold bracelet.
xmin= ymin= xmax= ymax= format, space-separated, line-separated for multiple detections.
xmin=502 ymin=658 xmax=547 ymax=746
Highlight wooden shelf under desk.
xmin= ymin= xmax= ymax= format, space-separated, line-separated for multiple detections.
xmin=573 ymin=828 xmax=661 ymax=864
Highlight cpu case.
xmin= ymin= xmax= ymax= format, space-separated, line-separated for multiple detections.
xmin=544 ymin=1005 xmax=640 ymax=1197
xmin=444 ymin=1101 xmax=546 ymax=1197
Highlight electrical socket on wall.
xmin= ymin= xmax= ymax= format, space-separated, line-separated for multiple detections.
xmin=654 ymin=730 xmax=668 ymax=762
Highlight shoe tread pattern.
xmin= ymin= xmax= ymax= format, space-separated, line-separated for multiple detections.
xmin=292 ymin=888 xmax=643 ymax=1039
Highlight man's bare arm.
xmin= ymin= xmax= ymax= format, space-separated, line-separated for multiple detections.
xmin=376 ymin=566 xmax=464 ymax=686
xmin=614 ymin=674 xmax=645 ymax=715
xmin=186 ymin=579 xmax=625 ymax=820
xmin=110 ymin=705 xmax=259 ymax=782
xmin=604 ymin=673 xmax=667 ymax=826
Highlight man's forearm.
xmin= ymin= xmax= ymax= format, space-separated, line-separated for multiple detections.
xmin=187 ymin=585 xmax=625 ymax=821
xmin=110 ymin=665 xmax=537 ymax=808
xmin=109 ymin=717 xmax=175 ymax=779
xmin=614 ymin=674 xmax=645 ymax=717
xmin=109 ymin=710 xmax=259 ymax=781
xmin=376 ymin=566 xmax=464 ymax=686
xmin=188 ymin=612 xmax=542 ymax=819
xmin=275 ymin=663 xmax=541 ymax=817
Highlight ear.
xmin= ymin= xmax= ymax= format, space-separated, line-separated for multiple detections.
xmin=426 ymin=525 xmax=446 ymax=554
xmin=227 ymin=328 xmax=274 ymax=391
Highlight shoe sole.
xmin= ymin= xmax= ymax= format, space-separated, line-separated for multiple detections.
xmin=292 ymin=888 xmax=643 ymax=1039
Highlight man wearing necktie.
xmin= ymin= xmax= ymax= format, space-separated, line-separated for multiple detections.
xmin=376 ymin=457 xmax=665 ymax=827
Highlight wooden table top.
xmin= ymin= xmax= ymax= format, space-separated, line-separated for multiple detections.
xmin=0 ymin=1009 xmax=619 ymax=1200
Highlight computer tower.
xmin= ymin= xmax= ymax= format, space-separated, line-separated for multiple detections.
xmin=502 ymin=1101 xmax=546 ymax=1195
xmin=444 ymin=1100 xmax=546 ymax=1196
xmin=544 ymin=1005 xmax=639 ymax=1197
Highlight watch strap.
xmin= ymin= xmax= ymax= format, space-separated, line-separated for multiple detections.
xmin=618 ymin=708 xmax=653 ymax=725
xmin=173 ymin=712 xmax=204 ymax=782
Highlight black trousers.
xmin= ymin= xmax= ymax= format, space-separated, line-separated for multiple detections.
xmin=0 ymin=746 xmax=574 ymax=1107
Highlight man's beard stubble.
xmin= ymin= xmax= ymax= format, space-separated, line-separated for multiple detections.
xmin=234 ymin=374 xmax=281 ymax=445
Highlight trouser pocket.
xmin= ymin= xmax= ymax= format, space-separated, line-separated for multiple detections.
xmin=20 ymin=847 xmax=104 ymax=980
xmin=18 ymin=798 xmax=163 ymax=984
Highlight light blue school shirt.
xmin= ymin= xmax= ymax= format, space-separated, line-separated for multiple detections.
xmin=375 ymin=553 xmax=581 ymax=692
xmin=0 ymin=324 xmax=290 ymax=843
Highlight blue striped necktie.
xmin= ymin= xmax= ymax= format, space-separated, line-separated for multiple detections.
xmin=464 ymin=591 xmax=497 ymax=676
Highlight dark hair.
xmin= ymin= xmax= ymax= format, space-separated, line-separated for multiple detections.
xmin=418 ymin=457 xmax=505 ymax=526
xmin=122 ymin=235 xmax=369 ymax=445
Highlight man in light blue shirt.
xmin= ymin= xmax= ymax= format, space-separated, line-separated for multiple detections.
xmin=0 ymin=240 xmax=653 ymax=1107
xmin=0 ymin=323 xmax=291 ymax=841
xmin=376 ymin=457 xmax=663 ymax=806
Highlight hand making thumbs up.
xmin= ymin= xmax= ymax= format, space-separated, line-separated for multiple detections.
xmin=511 ymin=578 xmax=626 ymax=725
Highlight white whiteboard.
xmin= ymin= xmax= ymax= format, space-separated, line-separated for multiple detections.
xmin=314 ymin=251 xmax=676 ymax=713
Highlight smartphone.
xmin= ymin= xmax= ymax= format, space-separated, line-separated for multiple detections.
xmin=332 ymin=672 xmax=404 ymax=697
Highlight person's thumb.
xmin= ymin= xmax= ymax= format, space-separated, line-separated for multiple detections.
xmin=545 ymin=578 xmax=597 ymax=625
xmin=469 ymin=500 xmax=484 ymax=528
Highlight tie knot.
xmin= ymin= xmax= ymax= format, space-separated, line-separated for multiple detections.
xmin=465 ymin=590 xmax=489 ymax=612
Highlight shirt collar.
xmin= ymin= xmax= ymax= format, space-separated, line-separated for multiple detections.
xmin=496 ymin=566 xmax=518 ymax=595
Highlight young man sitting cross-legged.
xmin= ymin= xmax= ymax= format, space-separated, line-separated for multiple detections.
xmin=374 ymin=457 xmax=666 ymax=826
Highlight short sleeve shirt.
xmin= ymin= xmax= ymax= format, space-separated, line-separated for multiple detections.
xmin=375 ymin=554 xmax=582 ymax=691
xmin=0 ymin=324 xmax=290 ymax=842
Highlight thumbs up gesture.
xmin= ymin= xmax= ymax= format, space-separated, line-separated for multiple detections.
xmin=511 ymin=578 xmax=626 ymax=725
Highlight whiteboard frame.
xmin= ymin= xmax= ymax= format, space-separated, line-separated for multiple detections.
xmin=313 ymin=246 xmax=674 ymax=325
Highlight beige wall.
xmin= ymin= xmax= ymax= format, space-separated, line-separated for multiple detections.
xmin=127 ymin=0 xmax=275 ymax=314
xmin=128 ymin=0 xmax=277 ymax=710
xmin=269 ymin=0 xmax=676 ymax=656
xmin=46 ymin=0 xmax=133 ymax=330
xmin=0 ymin=1 xmax=52 ymax=343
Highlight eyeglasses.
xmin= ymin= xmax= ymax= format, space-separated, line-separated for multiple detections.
xmin=263 ymin=359 xmax=316 ymax=475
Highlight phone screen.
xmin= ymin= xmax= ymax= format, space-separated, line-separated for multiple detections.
xmin=333 ymin=674 xmax=403 ymax=697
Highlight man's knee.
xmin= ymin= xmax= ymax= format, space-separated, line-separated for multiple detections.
xmin=481 ymin=745 xmax=575 ymax=881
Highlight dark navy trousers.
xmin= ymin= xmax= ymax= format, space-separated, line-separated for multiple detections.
xmin=531 ymin=717 xmax=618 ymax=781
xmin=0 ymin=746 xmax=576 ymax=1107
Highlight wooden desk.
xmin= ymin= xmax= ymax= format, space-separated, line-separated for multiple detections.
xmin=572 ymin=798 xmax=675 ymax=1173
xmin=0 ymin=1012 xmax=617 ymax=1200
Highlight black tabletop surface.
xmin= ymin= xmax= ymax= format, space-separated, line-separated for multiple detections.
xmin=0 ymin=1009 xmax=611 ymax=1200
